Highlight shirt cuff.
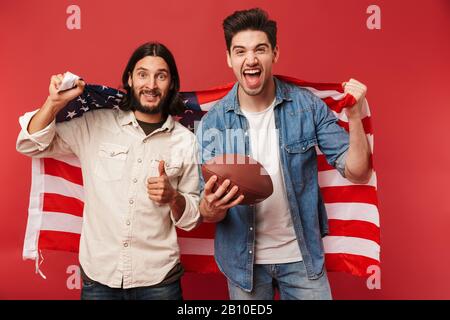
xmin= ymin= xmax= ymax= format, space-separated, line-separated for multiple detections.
xmin=171 ymin=193 xmax=200 ymax=231
xmin=19 ymin=110 xmax=57 ymax=151
xmin=334 ymin=149 xmax=348 ymax=178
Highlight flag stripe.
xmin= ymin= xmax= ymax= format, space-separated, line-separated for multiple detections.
xmin=322 ymin=95 xmax=355 ymax=113
xmin=332 ymin=100 xmax=371 ymax=119
xmin=317 ymin=155 xmax=334 ymax=171
xmin=38 ymin=230 xmax=80 ymax=253
xmin=43 ymin=175 xmax=84 ymax=201
xmin=43 ymin=193 xmax=84 ymax=217
xmin=325 ymin=203 xmax=380 ymax=227
xmin=276 ymin=75 xmax=344 ymax=92
xmin=178 ymin=237 xmax=215 ymax=256
xmin=319 ymin=170 xmax=377 ymax=188
xmin=44 ymin=158 xmax=83 ymax=186
xmin=337 ymin=117 xmax=373 ymax=135
xmin=47 ymin=155 xmax=81 ymax=168
xmin=328 ymin=220 xmax=380 ymax=244
xmin=325 ymin=253 xmax=380 ymax=277
xmin=40 ymin=211 xmax=83 ymax=234
xmin=323 ymin=236 xmax=380 ymax=261
xmin=176 ymin=223 xmax=216 ymax=239
xmin=321 ymin=185 xmax=378 ymax=205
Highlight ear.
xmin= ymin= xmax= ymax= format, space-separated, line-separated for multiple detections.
xmin=226 ymin=50 xmax=232 ymax=68
xmin=273 ymin=45 xmax=280 ymax=64
xmin=127 ymin=73 xmax=132 ymax=88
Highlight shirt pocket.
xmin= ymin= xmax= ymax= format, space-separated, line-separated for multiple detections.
xmin=284 ymin=138 xmax=318 ymax=187
xmin=284 ymin=138 xmax=318 ymax=154
xmin=95 ymin=143 xmax=129 ymax=181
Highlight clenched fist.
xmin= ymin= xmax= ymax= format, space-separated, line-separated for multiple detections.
xmin=47 ymin=73 xmax=85 ymax=112
xmin=342 ymin=78 xmax=367 ymax=120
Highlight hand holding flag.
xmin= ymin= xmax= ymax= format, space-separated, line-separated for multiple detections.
xmin=342 ymin=78 xmax=368 ymax=120
xmin=48 ymin=73 xmax=85 ymax=112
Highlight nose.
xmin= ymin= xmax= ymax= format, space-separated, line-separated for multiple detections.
xmin=245 ymin=52 xmax=258 ymax=66
xmin=145 ymin=77 xmax=158 ymax=89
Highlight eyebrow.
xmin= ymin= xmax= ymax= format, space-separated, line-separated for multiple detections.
xmin=135 ymin=67 xmax=169 ymax=73
xmin=231 ymin=43 xmax=270 ymax=51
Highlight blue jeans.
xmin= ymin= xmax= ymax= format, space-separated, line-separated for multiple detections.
xmin=81 ymin=278 xmax=183 ymax=300
xmin=227 ymin=261 xmax=332 ymax=300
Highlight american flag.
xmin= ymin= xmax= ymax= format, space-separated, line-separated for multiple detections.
xmin=23 ymin=75 xmax=380 ymax=278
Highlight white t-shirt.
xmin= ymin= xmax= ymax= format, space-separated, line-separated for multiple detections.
xmin=242 ymin=99 xmax=303 ymax=264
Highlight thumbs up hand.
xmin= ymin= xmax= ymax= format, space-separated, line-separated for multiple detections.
xmin=147 ymin=160 xmax=178 ymax=205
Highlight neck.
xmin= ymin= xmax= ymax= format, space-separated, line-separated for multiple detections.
xmin=134 ymin=111 xmax=164 ymax=123
xmin=238 ymin=77 xmax=276 ymax=112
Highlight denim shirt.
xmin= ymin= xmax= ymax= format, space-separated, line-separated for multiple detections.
xmin=196 ymin=77 xmax=350 ymax=291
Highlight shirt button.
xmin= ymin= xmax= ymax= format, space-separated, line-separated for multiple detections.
xmin=126 ymin=220 xmax=131 ymax=226
xmin=302 ymin=147 xmax=306 ymax=150
xmin=129 ymin=199 xmax=134 ymax=205
xmin=137 ymin=158 xmax=142 ymax=163
xmin=249 ymin=227 xmax=253 ymax=231
xmin=249 ymin=250 xmax=252 ymax=254
xmin=124 ymin=242 xmax=128 ymax=247
xmin=132 ymin=178 xmax=138 ymax=183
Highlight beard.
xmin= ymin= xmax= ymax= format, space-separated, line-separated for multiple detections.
xmin=129 ymin=87 xmax=168 ymax=115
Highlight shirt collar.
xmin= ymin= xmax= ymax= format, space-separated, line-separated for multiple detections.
xmin=118 ymin=110 xmax=175 ymax=132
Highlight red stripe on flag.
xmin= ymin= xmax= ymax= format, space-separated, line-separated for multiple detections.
xmin=322 ymin=95 xmax=355 ymax=113
xmin=325 ymin=253 xmax=380 ymax=277
xmin=39 ymin=230 xmax=80 ymax=253
xmin=181 ymin=254 xmax=219 ymax=273
xmin=196 ymin=86 xmax=232 ymax=105
xmin=44 ymin=158 xmax=83 ymax=186
xmin=276 ymin=75 xmax=344 ymax=92
xmin=317 ymin=155 xmax=334 ymax=171
xmin=328 ymin=219 xmax=380 ymax=244
xmin=43 ymin=193 xmax=84 ymax=217
xmin=177 ymin=223 xmax=216 ymax=239
xmin=337 ymin=117 xmax=373 ymax=135
xmin=321 ymin=185 xmax=378 ymax=205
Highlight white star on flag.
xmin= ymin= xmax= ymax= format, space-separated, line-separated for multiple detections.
xmin=66 ymin=111 xmax=77 ymax=119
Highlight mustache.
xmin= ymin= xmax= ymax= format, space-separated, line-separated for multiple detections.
xmin=140 ymin=88 xmax=161 ymax=96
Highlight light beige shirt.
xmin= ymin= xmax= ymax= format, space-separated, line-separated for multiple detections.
xmin=16 ymin=108 xmax=201 ymax=288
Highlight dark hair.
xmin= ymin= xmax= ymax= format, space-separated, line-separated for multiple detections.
xmin=119 ymin=42 xmax=185 ymax=117
xmin=223 ymin=8 xmax=277 ymax=51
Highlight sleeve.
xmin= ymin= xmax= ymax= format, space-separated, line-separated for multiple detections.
xmin=334 ymin=149 xmax=348 ymax=178
xmin=170 ymin=134 xmax=201 ymax=231
xmin=313 ymin=95 xmax=350 ymax=169
xmin=16 ymin=109 xmax=84 ymax=158
xmin=195 ymin=119 xmax=206 ymax=197
xmin=194 ymin=114 xmax=220 ymax=198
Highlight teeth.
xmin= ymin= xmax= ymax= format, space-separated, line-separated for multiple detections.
xmin=244 ymin=69 xmax=261 ymax=75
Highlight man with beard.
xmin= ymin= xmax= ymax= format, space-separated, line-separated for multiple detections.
xmin=16 ymin=42 xmax=200 ymax=300
xmin=197 ymin=8 xmax=373 ymax=300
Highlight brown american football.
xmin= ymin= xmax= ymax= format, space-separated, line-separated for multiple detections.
xmin=201 ymin=154 xmax=273 ymax=205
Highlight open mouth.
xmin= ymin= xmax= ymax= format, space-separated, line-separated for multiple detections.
xmin=242 ymin=68 xmax=262 ymax=89
xmin=141 ymin=89 xmax=160 ymax=102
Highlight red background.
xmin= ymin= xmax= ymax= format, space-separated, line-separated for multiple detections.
xmin=1 ymin=0 xmax=450 ymax=299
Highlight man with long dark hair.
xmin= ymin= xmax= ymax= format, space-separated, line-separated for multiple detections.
xmin=16 ymin=42 xmax=200 ymax=300
xmin=197 ymin=8 xmax=372 ymax=300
